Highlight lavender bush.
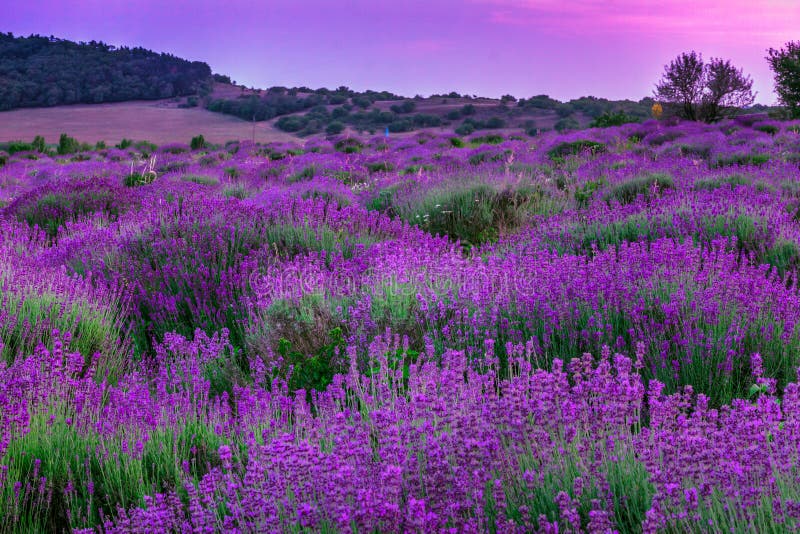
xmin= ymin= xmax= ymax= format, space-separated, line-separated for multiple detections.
xmin=3 ymin=121 xmax=800 ymax=532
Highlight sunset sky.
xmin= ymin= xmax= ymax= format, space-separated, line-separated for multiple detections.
xmin=6 ymin=1 xmax=798 ymax=103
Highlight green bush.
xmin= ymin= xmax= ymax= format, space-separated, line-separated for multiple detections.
xmin=223 ymin=166 xmax=241 ymax=179
xmin=450 ymin=137 xmax=465 ymax=147
xmin=455 ymin=123 xmax=475 ymax=136
xmin=115 ymin=138 xmax=133 ymax=149
xmin=325 ymin=121 xmax=345 ymax=135
xmin=590 ymin=111 xmax=636 ymax=128
xmin=712 ymin=152 xmax=770 ymax=168
xmin=605 ymin=172 xmax=674 ymax=205
xmin=755 ymin=124 xmax=779 ymax=135
xmin=0 ymin=152 xmax=7 ymax=166
xmin=190 ymin=134 xmax=206 ymax=150
xmin=32 ymin=135 xmax=46 ymax=153
xmin=554 ymin=117 xmax=580 ymax=132
xmin=367 ymin=161 xmax=394 ymax=173
xmin=547 ymin=140 xmax=606 ymax=160
xmin=180 ymin=174 xmax=218 ymax=186
xmin=334 ymin=138 xmax=364 ymax=154
xmin=8 ymin=141 xmax=34 ymax=154
xmin=57 ymin=133 xmax=80 ymax=155
xmin=694 ymin=173 xmax=751 ymax=191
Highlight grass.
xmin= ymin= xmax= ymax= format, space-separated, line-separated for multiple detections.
xmin=604 ymin=172 xmax=674 ymax=205
xmin=376 ymin=181 xmax=559 ymax=250
xmin=547 ymin=140 xmax=605 ymax=161
xmin=11 ymin=182 xmax=126 ymax=239
xmin=180 ymin=174 xmax=219 ymax=186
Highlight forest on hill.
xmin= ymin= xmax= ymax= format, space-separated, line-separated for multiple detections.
xmin=0 ymin=33 xmax=212 ymax=110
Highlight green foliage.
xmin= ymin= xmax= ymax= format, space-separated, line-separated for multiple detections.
xmin=0 ymin=33 xmax=211 ymax=111
xmin=590 ymin=111 xmax=637 ymax=128
xmin=190 ymin=134 xmax=206 ymax=150
xmin=124 ymin=171 xmax=154 ymax=187
xmin=222 ymin=183 xmax=252 ymax=199
xmin=755 ymin=124 xmax=779 ymax=135
xmin=287 ymin=165 xmax=317 ymax=183
xmin=455 ymin=123 xmax=475 ymax=136
xmin=386 ymin=182 xmax=556 ymax=250
xmin=8 ymin=140 xmax=34 ymax=154
xmin=13 ymin=183 xmax=125 ymax=239
xmin=278 ymin=327 xmax=346 ymax=399
xmin=325 ymin=121 xmax=345 ymax=135
xmin=0 ymin=151 xmax=7 ymax=166
xmin=0 ymin=412 xmax=224 ymax=532
xmin=767 ymin=41 xmax=800 ymax=118
xmin=180 ymin=174 xmax=218 ymax=186
xmin=694 ymin=173 xmax=751 ymax=191
xmin=334 ymin=138 xmax=364 ymax=154
xmin=57 ymin=133 xmax=81 ymax=155
xmin=605 ymin=173 xmax=674 ymax=205
xmin=547 ymin=140 xmax=606 ymax=160
xmin=470 ymin=134 xmax=504 ymax=146
xmin=116 ymin=138 xmax=133 ymax=149
xmin=554 ymin=117 xmax=580 ymax=131
xmin=449 ymin=137 xmax=465 ymax=147
xmin=367 ymin=161 xmax=395 ymax=174
xmin=711 ymin=152 xmax=770 ymax=168
xmin=32 ymin=135 xmax=46 ymax=152
xmin=574 ymin=179 xmax=605 ymax=208
xmin=223 ymin=166 xmax=241 ymax=179
xmin=0 ymin=289 xmax=125 ymax=370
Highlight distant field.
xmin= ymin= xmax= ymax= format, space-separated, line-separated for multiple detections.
xmin=0 ymin=99 xmax=301 ymax=145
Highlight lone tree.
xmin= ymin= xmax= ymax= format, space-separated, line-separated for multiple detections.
xmin=655 ymin=51 xmax=755 ymax=122
xmin=767 ymin=41 xmax=800 ymax=118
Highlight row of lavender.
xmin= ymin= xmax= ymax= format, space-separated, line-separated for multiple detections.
xmin=1 ymin=116 xmax=800 ymax=531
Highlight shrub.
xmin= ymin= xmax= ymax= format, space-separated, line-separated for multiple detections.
xmin=334 ymin=138 xmax=364 ymax=153
xmin=547 ymin=140 xmax=606 ymax=160
xmin=755 ymin=124 xmax=779 ymax=135
xmin=180 ymin=174 xmax=219 ymax=186
xmin=554 ymin=117 xmax=580 ymax=132
xmin=605 ymin=172 xmax=674 ymax=205
xmin=449 ymin=137 xmax=465 ymax=147
xmin=116 ymin=138 xmax=133 ymax=149
xmin=223 ymin=166 xmax=241 ymax=179
xmin=485 ymin=117 xmax=505 ymax=128
xmin=694 ymin=173 xmax=751 ymax=191
xmin=0 ymin=152 xmax=7 ymax=166
xmin=325 ymin=121 xmax=345 ymax=135
xmin=8 ymin=141 xmax=34 ymax=154
xmin=57 ymin=133 xmax=80 ymax=155
xmin=223 ymin=183 xmax=252 ymax=199
xmin=590 ymin=111 xmax=636 ymax=128
xmin=10 ymin=180 xmax=128 ymax=239
xmin=470 ymin=134 xmax=504 ymax=146
xmin=32 ymin=135 xmax=46 ymax=153
xmin=367 ymin=161 xmax=394 ymax=174
xmin=455 ymin=123 xmax=475 ymax=136
xmin=190 ymin=135 xmax=206 ymax=150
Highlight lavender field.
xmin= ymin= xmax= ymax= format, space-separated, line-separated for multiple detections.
xmin=3 ymin=117 xmax=800 ymax=532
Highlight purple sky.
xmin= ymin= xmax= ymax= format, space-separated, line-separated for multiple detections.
xmin=6 ymin=1 xmax=798 ymax=103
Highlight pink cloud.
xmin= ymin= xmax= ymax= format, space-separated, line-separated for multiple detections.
xmin=481 ymin=0 xmax=800 ymax=43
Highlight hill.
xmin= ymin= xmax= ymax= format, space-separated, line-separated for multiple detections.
xmin=0 ymin=33 xmax=211 ymax=110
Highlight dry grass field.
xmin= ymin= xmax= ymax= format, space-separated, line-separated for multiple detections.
xmin=0 ymin=99 xmax=301 ymax=145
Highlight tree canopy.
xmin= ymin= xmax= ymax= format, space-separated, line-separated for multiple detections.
xmin=0 ymin=33 xmax=212 ymax=110
xmin=654 ymin=51 xmax=755 ymax=122
xmin=767 ymin=42 xmax=800 ymax=118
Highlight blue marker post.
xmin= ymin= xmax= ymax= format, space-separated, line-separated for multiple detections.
xmin=384 ymin=127 xmax=389 ymax=138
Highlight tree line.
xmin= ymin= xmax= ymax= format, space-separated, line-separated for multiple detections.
xmin=0 ymin=33 xmax=212 ymax=110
